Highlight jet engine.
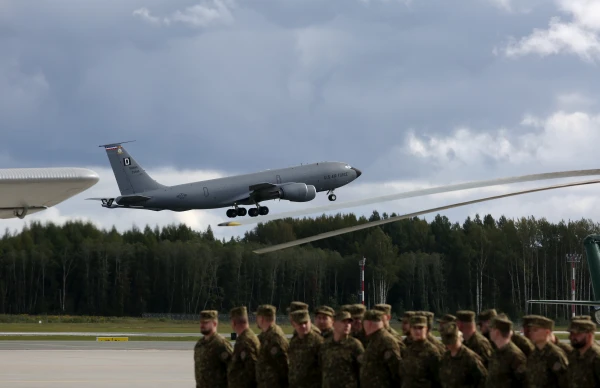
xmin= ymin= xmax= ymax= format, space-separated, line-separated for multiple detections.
xmin=278 ymin=183 xmax=317 ymax=202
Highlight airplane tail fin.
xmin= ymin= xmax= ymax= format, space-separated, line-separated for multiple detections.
xmin=100 ymin=141 xmax=165 ymax=195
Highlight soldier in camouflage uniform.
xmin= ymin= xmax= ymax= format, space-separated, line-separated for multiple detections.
xmin=419 ymin=311 xmax=447 ymax=353
xmin=314 ymin=305 xmax=334 ymax=339
xmin=342 ymin=303 xmax=368 ymax=347
xmin=288 ymin=309 xmax=323 ymax=388
xmin=194 ymin=310 xmax=233 ymax=388
xmin=288 ymin=301 xmax=320 ymax=337
xmin=359 ymin=309 xmax=402 ymax=387
xmin=319 ymin=310 xmax=364 ymax=388
xmin=400 ymin=314 xmax=443 ymax=387
xmin=566 ymin=318 xmax=600 ymax=387
xmin=399 ymin=311 xmax=416 ymax=347
xmin=456 ymin=310 xmax=493 ymax=368
xmin=524 ymin=315 xmax=568 ymax=388
xmin=477 ymin=309 xmax=497 ymax=347
xmin=255 ymin=304 xmax=289 ymax=388
xmin=228 ymin=306 xmax=261 ymax=388
xmin=437 ymin=314 xmax=457 ymax=332
xmin=523 ymin=314 xmax=572 ymax=356
xmin=438 ymin=322 xmax=487 ymax=388
xmin=485 ymin=314 xmax=527 ymax=388
xmin=373 ymin=303 xmax=406 ymax=354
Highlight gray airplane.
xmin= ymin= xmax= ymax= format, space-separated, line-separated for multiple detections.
xmin=88 ymin=141 xmax=362 ymax=218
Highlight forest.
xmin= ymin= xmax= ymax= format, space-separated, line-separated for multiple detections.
xmin=0 ymin=210 xmax=598 ymax=324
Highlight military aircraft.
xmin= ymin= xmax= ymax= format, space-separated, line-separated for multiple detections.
xmin=88 ymin=141 xmax=362 ymax=218
xmin=0 ymin=167 xmax=99 ymax=219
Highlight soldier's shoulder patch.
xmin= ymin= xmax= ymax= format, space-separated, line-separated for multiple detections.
xmin=221 ymin=351 xmax=230 ymax=361
xmin=241 ymin=351 xmax=246 ymax=360
xmin=552 ymin=361 xmax=563 ymax=372
xmin=270 ymin=346 xmax=278 ymax=355
xmin=384 ymin=350 xmax=393 ymax=360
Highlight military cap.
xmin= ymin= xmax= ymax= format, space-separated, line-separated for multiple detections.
xmin=398 ymin=311 xmax=416 ymax=322
xmin=441 ymin=322 xmax=460 ymax=345
xmin=374 ymin=304 xmax=392 ymax=315
xmin=200 ymin=310 xmax=218 ymax=321
xmin=340 ymin=304 xmax=353 ymax=312
xmin=229 ymin=306 xmax=248 ymax=320
xmin=315 ymin=306 xmax=335 ymax=317
xmin=478 ymin=309 xmax=497 ymax=321
xmin=255 ymin=304 xmax=276 ymax=318
xmin=363 ymin=309 xmax=384 ymax=322
xmin=290 ymin=309 xmax=310 ymax=324
xmin=456 ymin=310 xmax=476 ymax=322
xmin=573 ymin=315 xmax=592 ymax=321
xmin=421 ymin=311 xmax=434 ymax=326
xmin=349 ymin=304 xmax=366 ymax=318
xmin=568 ymin=319 xmax=596 ymax=333
xmin=287 ymin=301 xmax=309 ymax=313
xmin=521 ymin=315 xmax=538 ymax=325
xmin=410 ymin=315 xmax=428 ymax=327
xmin=490 ymin=314 xmax=512 ymax=332
xmin=334 ymin=310 xmax=352 ymax=321
xmin=527 ymin=316 xmax=554 ymax=330
xmin=437 ymin=314 xmax=457 ymax=324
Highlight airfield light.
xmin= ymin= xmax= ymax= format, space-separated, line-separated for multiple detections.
xmin=566 ymin=253 xmax=583 ymax=317
xmin=359 ymin=258 xmax=366 ymax=305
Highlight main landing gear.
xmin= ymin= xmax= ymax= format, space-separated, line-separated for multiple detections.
xmin=226 ymin=204 xmax=269 ymax=218
xmin=327 ymin=190 xmax=336 ymax=201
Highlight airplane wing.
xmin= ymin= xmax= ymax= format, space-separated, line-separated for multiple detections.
xmin=222 ymin=168 xmax=600 ymax=227
xmin=527 ymin=300 xmax=600 ymax=306
xmin=0 ymin=167 xmax=99 ymax=219
xmin=249 ymin=178 xmax=600 ymax=254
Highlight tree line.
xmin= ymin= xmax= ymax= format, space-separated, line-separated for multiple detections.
xmin=0 ymin=210 xmax=598 ymax=323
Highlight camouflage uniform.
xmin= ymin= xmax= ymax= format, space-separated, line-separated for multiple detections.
xmin=228 ymin=307 xmax=260 ymax=388
xmin=456 ymin=310 xmax=494 ymax=368
xmin=439 ymin=322 xmax=487 ymax=388
xmin=255 ymin=305 xmax=290 ymax=388
xmin=511 ymin=333 xmax=535 ymax=357
xmin=401 ymin=314 xmax=443 ymax=387
xmin=524 ymin=316 xmax=568 ymax=388
xmin=319 ymin=310 xmax=364 ymax=388
xmin=485 ymin=315 xmax=527 ymax=388
xmin=400 ymin=311 xmax=416 ymax=349
xmin=342 ymin=303 xmax=368 ymax=347
xmin=566 ymin=319 xmax=600 ymax=388
xmin=194 ymin=310 xmax=233 ymax=388
xmin=288 ymin=310 xmax=323 ymax=388
xmin=373 ymin=303 xmax=407 ymax=354
xmin=478 ymin=309 xmax=497 ymax=349
xmin=315 ymin=306 xmax=335 ymax=339
xmin=288 ymin=301 xmax=320 ymax=337
xmin=359 ymin=309 xmax=402 ymax=387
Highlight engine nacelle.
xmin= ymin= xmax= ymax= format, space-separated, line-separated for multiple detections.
xmin=278 ymin=183 xmax=317 ymax=202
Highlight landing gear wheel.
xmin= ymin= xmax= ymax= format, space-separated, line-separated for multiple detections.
xmin=328 ymin=194 xmax=336 ymax=201
xmin=237 ymin=207 xmax=247 ymax=216
xmin=226 ymin=209 xmax=237 ymax=218
xmin=249 ymin=208 xmax=259 ymax=217
xmin=259 ymin=206 xmax=269 ymax=215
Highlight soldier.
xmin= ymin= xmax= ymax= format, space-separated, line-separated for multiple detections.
xmin=255 ymin=304 xmax=289 ymax=388
xmin=419 ymin=311 xmax=447 ymax=353
xmin=399 ymin=311 xmax=416 ymax=346
xmin=342 ymin=303 xmax=368 ymax=346
xmin=401 ymin=314 xmax=443 ymax=387
xmin=523 ymin=315 xmax=571 ymax=356
xmin=359 ymin=309 xmax=402 ymax=387
xmin=456 ymin=310 xmax=493 ymax=367
xmin=508 ymin=318 xmax=534 ymax=358
xmin=524 ymin=315 xmax=568 ymax=388
xmin=373 ymin=303 xmax=406 ymax=353
xmin=438 ymin=322 xmax=488 ymax=388
xmin=314 ymin=306 xmax=335 ymax=339
xmin=437 ymin=314 xmax=457 ymax=332
xmin=288 ymin=301 xmax=320 ymax=337
xmin=486 ymin=314 xmax=527 ymax=388
xmin=319 ymin=310 xmax=364 ymax=388
xmin=287 ymin=309 xmax=323 ymax=388
xmin=566 ymin=318 xmax=600 ymax=386
xmin=477 ymin=309 xmax=497 ymax=346
xmin=228 ymin=306 xmax=260 ymax=388
xmin=194 ymin=310 xmax=233 ymax=388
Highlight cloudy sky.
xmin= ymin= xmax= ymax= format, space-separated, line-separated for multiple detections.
xmin=2 ymin=0 xmax=600 ymax=242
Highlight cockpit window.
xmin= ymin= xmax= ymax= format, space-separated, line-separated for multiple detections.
xmin=344 ymin=165 xmax=351 ymax=169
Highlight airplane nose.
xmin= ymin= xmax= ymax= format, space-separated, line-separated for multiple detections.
xmin=351 ymin=167 xmax=362 ymax=178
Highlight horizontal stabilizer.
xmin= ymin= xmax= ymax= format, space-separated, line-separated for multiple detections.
xmin=527 ymin=300 xmax=600 ymax=306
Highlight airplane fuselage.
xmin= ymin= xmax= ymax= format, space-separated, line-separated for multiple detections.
xmin=137 ymin=161 xmax=358 ymax=210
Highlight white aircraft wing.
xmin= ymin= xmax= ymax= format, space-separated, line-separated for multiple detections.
xmin=0 ymin=167 xmax=99 ymax=219
xmin=252 ymin=178 xmax=600 ymax=254
xmin=219 ymin=168 xmax=600 ymax=227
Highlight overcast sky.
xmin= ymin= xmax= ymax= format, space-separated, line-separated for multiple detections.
xmin=2 ymin=0 xmax=600 ymax=242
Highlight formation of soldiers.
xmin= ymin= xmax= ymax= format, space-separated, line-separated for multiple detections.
xmin=193 ymin=302 xmax=600 ymax=387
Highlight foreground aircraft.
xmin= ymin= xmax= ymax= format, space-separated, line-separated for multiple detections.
xmin=527 ymin=234 xmax=600 ymax=324
xmin=0 ymin=167 xmax=99 ymax=219
xmin=89 ymin=141 xmax=362 ymax=218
